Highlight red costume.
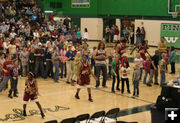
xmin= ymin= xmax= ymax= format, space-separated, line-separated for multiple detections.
xmin=138 ymin=44 xmax=149 ymax=60
xmin=23 ymin=79 xmax=38 ymax=104
xmin=118 ymin=43 xmax=126 ymax=61
xmin=77 ymin=61 xmax=90 ymax=87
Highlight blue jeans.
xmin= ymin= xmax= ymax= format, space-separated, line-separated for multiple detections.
xmin=160 ymin=70 xmax=165 ymax=86
xmin=143 ymin=71 xmax=150 ymax=84
xmin=54 ymin=63 xmax=59 ymax=82
xmin=10 ymin=77 xmax=18 ymax=91
xmin=35 ymin=60 xmax=44 ymax=78
xmin=84 ymin=38 xmax=88 ymax=44
xmin=133 ymin=80 xmax=139 ymax=96
xmin=0 ymin=76 xmax=11 ymax=92
xmin=136 ymin=36 xmax=141 ymax=46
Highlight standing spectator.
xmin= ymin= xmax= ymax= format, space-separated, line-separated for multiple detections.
xmin=168 ymin=46 xmax=176 ymax=74
xmin=140 ymin=27 xmax=145 ymax=41
xmin=8 ymin=39 xmax=17 ymax=60
xmin=52 ymin=46 xmax=61 ymax=83
xmin=9 ymin=59 xmax=19 ymax=98
xmin=48 ymin=23 xmax=54 ymax=32
xmin=110 ymin=25 xmax=115 ymax=43
xmin=114 ymin=26 xmax=119 ymax=42
xmin=44 ymin=42 xmax=54 ymax=79
xmin=72 ymin=52 xmax=81 ymax=85
xmin=0 ymin=53 xmax=5 ymax=80
xmin=60 ymin=44 xmax=67 ymax=78
xmin=131 ymin=64 xmax=140 ymax=98
xmin=66 ymin=45 xmax=76 ymax=84
xmin=147 ymin=50 xmax=160 ymax=86
xmin=165 ymin=49 xmax=169 ymax=72
xmin=134 ymin=53 xmax=144 ymax=81
xmin=120 ymin=61 xmax=131 ymax=94
xmin=63 ymin=16 xmax=71 ymax=30
xmin=111 ymin=55 xmax=121 ymax=93
xmin=136 ymin=27 xmax=141 ymax=46
xmin=76 ymin=28 xmax=81 ymax=44
xmin=29 ymin=48 xmax=35 ymax=73
xmin=0 ymin=54 xmax=12 ymax=92
xmin=158 ymin=37 xmax=167 ymax=59
xmin=143 ymin=56 xmax=151 ymax=84
xmin=105 ymin=26 xmax=110 ymax=43
xmin=108 ymin=49 xmax=114 ymax=78
xmin=83 ymin=28 xmax=88 ymax=44
xmin=159 ymin=53 xmax=166 ymax=86
xmin=93 ymin=42 xmax=107 ymax=88
xmin=20 ymin=46 xmax=29 ymax=77
xmin=34 ymin=43 xmax=45 ymax=78
xmin=130 ymin=26 xmax=135 ymax=45
xmin=3 ymin=38 xmax=9 ymax=53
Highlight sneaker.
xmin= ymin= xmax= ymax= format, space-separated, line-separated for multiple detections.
xmin=111 ymin=90 xmax=115 ymax=93
xmin=8 ymin=95 xmax=13 ymax=98
xmin=88 ymin=98 xmax=93 ymax=102
xmin=131 ymin=95 xmax=135 ymax=98
xmin=23 ymin=110 xmax=27 ymax=116
xmin=66 ymin=81 xmax=70 ymax=84
xmin=41 ymin=112 xmax=45 ymax=118
xmin=116 ymin=88 xmax=120 ymax=91
xmin=154 ymin=83 xmax=159 ymax=85
xmin=102 ymin=86 xmax=108 ymax=88
xmin=128 ymin=91 xmax=131 ymax=94
xmin=14 ymin=94 xmax=18 ymax=97
xmin=136 ymin=95 xmax=139 ymax=97
xmin=146 ymin=83 xmax=152 ymax=87
xmin=75 ymin=94 xmax=80 ymax=99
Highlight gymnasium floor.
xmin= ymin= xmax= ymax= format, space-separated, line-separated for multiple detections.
xmin=0 ymin=42 xmax=179 ymax=123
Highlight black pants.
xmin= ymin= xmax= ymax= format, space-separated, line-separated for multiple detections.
xmin=112 ymin=73 xmax=120 ymax=91
xmin=96 ymin=66 xmax=107 ymax=87
xmin=121 ymin=78 xmax=130 ymax=93
xmin=29 ymin=63 xmax=35 ymax=73
xmin=108 ymin=66 xmax=112 ymax=77
xmin=171 ymin=62 xmax=175 ymax=73
xmin=9 ymin=77 xmax=18 ymax=95
xmin=44 ymin=61 xmax=54 ymax=79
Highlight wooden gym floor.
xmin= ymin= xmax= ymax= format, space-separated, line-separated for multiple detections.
xmin=0 ymin=42 xmax=179 ymax=123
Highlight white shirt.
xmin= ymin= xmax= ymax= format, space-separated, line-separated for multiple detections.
xmin=134 ymin=58 xmax=143 ymax=68
xmin=83 ymin=32 xmax=88 ymax=39
xmin=10 ymin=32 xmax=17 ymax=38
xmin=121 ymin=67 xmax=130 ymax=78
xmin=33 ymin=32 xmax=40 ymax=38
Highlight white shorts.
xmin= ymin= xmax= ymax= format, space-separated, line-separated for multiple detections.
xmin=76 ymin=84 xmax=91 ymax=89
xmin=114 ymin=35 xmax=118 ymax=40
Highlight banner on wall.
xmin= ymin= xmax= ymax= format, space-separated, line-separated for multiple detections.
xmin=72 ymin=0 xmax=90 ymax=8
xmin=161 ymin=23 xmax=180 ymax=48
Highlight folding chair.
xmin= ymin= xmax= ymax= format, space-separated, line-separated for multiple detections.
xmin=88 ymin=110 xmax=105 ymax=123
xmin=102 ymin=108 xmax=120 ymax=122
xmin=44 ymin=120 xmax=58 ymax=123
xmin=75 ymin=113 xmax=90 ymax=123
xmin=60 ymin=117 xmax=76 ymax=123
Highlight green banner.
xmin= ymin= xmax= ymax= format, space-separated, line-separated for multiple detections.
xmin=161 ymin=23 xmax=180 ymax=48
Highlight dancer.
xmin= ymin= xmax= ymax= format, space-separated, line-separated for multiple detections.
xmin=23 ymin=72 xmax=45 ymax=118
xmin=116 ymin=39 xmax=127 ymax=61
xmin=75 ymin=55 xmax=97 ymax=102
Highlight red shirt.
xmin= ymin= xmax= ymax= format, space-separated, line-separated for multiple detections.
xmin=2 ymin=60 xmax=13 ymax=76
xmin=115 ymin=28 xmax=119 ymax=35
